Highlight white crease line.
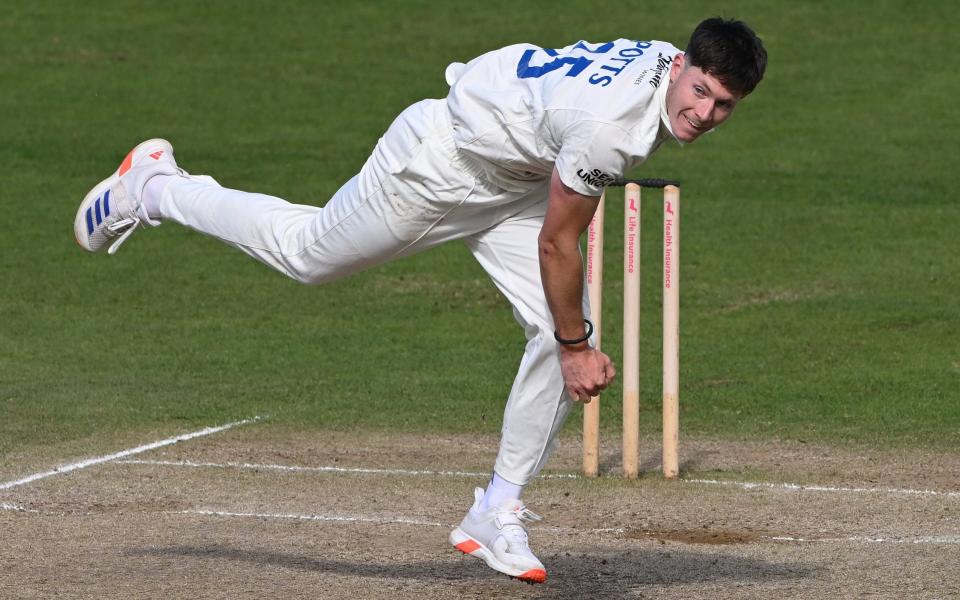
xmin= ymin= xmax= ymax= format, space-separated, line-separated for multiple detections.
xmin=0 ymin=417 xmax=262 ymax=491
xmin=181 ymin=509 xmax=960 ymax=545
xmin=1 ymin=502 xmax=37 ymax=513
xmin=770 ymin=535 xmax=960 ymax=545
xmin=181 ymin=509 xmax=621 ymax=535
xmin=11 ymin=502 xmax=955 ymax=547
xmin=686 ymin=478 xmax=960 ymax=499
xmin=118 ymin=459 xmax=578 ymax=479
xmin=119 ymin=459 xmax=959 ymax=499
xmin=543 ymin=526 xmax=626 ymax=535
xmin=182 ymin=509 xmax=445 ymax=527
xmin=122 ymin=459 xmax=488 ymax=478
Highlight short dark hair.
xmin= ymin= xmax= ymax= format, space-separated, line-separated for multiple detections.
xmin=685 ymin=17 xmax=767 ymax=97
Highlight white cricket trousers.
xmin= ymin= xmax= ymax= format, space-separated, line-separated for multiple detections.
xmin=157 ymin=99 xmax=587 ymax=485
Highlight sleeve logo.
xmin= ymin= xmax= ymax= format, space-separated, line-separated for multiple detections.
xmin=577 ymin=168 xmax=616 ymax=187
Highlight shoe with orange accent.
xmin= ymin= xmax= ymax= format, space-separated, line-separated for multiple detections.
xmin=450 ymin=487 xmax=547 ymax=583
xmin=74 ymin=138 xmax=182 ymax=254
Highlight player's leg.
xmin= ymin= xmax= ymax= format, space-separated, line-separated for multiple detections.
xmin=73 ymin=100 xmax=482 ymax=283
xmin=450 ymin=195 xmax=585 ymax=584
xmin=148 ymin=170 xmax=403 ymax=285
xmin=467 ymin=197 xmax=581 ymax=484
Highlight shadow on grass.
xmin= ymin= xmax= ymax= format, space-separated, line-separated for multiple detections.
xmin=129 ymin=543 xmax=817 ymax=598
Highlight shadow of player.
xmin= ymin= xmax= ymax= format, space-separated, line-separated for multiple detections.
xmin=130 ymin=542 xmax=818 ymax=598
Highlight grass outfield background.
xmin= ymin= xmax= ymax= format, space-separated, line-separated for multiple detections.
xmin=1 ymin=1 xmax=957 ymax=461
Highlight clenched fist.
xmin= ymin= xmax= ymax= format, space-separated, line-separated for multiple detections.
xmin=559 ymin=346 xmax=616 ymax=402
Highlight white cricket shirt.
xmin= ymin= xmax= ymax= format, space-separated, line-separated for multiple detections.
xmin=446 ymin=39 xmax=681 ymax=195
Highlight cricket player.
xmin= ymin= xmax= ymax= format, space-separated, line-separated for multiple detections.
xmin=74 ymin=18 xmax=765 ymax=583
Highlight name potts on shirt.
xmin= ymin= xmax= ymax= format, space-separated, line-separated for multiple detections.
xmin=588 ymin=41 xmax=653 ymax=87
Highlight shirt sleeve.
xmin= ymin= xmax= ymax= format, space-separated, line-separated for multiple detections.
xmin=554 ymin=118 xmax=636 ymax=197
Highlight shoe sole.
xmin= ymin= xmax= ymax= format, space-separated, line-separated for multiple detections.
xmin=449 ymin=527 xmax=547 ymax=583
xmin=74 ymin=138 xmax=173 ymax=251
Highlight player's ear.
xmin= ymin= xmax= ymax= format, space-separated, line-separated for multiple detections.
xmin=669 ymin=53 xmax=685 ymax=84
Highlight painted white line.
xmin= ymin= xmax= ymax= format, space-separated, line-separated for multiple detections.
xmin=180 ymin=509 xmax=960 ymax=545
xmin=770 ymin=535 xmax=960 ymax=545
xmin=1 ymin=502 xmax=37 ymax=513
xmin=181 ymin=508 xmax=624 ymax=535
xmin=181 ymin=509 xmax=445 ymax=527
xmin=0 ymin=417 xmax=262 ymax=491
xmin=686 ymin=478 xmax=960 ymax=499
xmin=123 ymin=459 xmax=488 ymax=478
xmin=119 ymin=459 xmax=959 ymax=499
xmin=118 ymin=459 xmax=578 ymax=480
xmin=543 ymin=526 xmax=626 ymax=535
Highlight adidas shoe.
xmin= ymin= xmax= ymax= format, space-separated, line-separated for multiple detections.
xmin=450 ymin=487 xmax=547 ymax=583
xmin=74 ymin=138 xmax=181 ymax=254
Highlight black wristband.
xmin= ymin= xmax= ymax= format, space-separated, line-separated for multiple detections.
xmin=554 ymin=319 xmax=594 ymax=345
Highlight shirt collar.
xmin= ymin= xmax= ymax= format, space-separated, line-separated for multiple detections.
xmin=656 ymin=68 xmax=684 ymax=147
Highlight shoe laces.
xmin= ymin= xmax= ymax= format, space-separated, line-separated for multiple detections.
xmin=106 ymin=217 xmax=141 ymax=255
xmin=495 ymin=505 xmax=543 ymax=549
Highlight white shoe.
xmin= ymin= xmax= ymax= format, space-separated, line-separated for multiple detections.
xmin=74 ymin=138 xmax=181 ymax=254
xmin=450 ymin=487 xmax=547 ymax=583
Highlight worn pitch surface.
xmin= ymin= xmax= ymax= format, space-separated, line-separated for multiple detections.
xmin=2 ymin=430 xmax=958 ymax=599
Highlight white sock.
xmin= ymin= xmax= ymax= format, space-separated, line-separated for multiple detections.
xmin=478 ymin=472 xmax=523 ymax=512
xmin=141 ymin=174 xmax=175 ymax=220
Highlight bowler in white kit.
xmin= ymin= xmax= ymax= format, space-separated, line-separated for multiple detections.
xmin=74 ymin=17 xmax=766 ymax=583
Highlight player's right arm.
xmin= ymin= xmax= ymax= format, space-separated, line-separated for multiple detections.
xmin=538 ymin=167 xmax=616 ymax=403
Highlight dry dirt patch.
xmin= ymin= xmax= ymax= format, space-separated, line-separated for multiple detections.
xmin=626 ymin=527 xmax=767 ymax=545
xmin=1 ymin=427 xmax=959 ymax=599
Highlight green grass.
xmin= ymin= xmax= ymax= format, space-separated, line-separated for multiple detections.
xmin=1 ymin=0 xmax=958 ymax=458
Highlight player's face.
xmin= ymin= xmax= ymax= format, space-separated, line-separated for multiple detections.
xmin=665 ymin=54 xmax=740 ymax=143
